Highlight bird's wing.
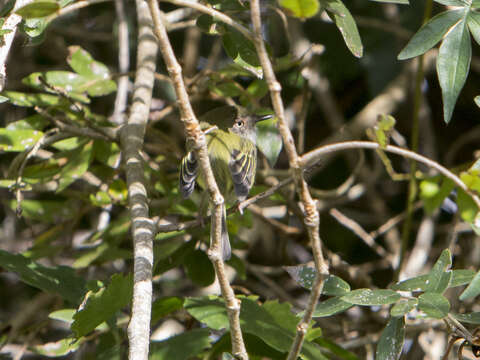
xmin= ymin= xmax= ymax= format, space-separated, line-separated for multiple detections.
xmin=179 ymin=151 xmax=198 ymax=198
xmin=229 ymin=147 xmax=256 ymax=201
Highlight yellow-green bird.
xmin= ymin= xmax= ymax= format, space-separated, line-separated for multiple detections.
xmin=180 ymin=106 xmax=272 ymax=260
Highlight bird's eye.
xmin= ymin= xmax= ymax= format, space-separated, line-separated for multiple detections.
xmin=236 ymin=120 xmax=244 ymax=127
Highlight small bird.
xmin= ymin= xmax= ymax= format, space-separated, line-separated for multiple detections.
xmin=179 ymin=105 xmax=272 ymax=260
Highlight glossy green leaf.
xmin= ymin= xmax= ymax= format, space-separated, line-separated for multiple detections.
xmin=49 ymin=309 xmax=76 ymax=324
xmin=420 ymin=177 xmax=455 ymax=214
xmin=72 ymin=273 xmax=132 ymax=338
xmin=425 ymin=249 xmax=452 ymax=293
xmin=278 ymin=0 xmax=319 ymax=18
xmin=457 ymin=188 xmax=478 ymax=222
xmin=374 ymin=114 xmax=396 ymax=148
xmin=341 ymin=289 xmax=400 ymax=306
xmin=284 ymin=265 xmax=350 ymax=295
xmin=398 ymin=9 xmax=465 ymax=60
xmin=222 ymin=27 xmax=262 ymax=78
xmin=418 ymin=293 xmax=450 ymax=319
xmin=312 ymin=297 xmax=354 ymax=317
xmin=51 ymin=137 xmax=83 ymax=151
xmin=437 ymin=14 xmax=471 ymax=123
xmin=391 ymin=274 xmax=429 ymax=291
xmin=453 ymin=312 xmax=480 ymax=324
xmin=256 ymin=116 xmax=282 ymax=166
xmin=21 ymin=17 xmax=48 ymax=38
xmin=151 ymin=297 xmax=184 ymax=325
xmin=32 ymin=338 xmax=82 ymax=357
xmin=57 ymin=141 xmax=93 ymax=192
xmin=390 ymin=299 xmax=418 ymax=317
xmin=461 ymin=169 xmax=480 ymax=193
xmin=16 ymin=0 xmax=59 ymax=18
xmin=1 ymin=91 xmax=62 ymax=106
xmin=183 ymin=249 xmax=215 ymax=287
xmin=93 ymin=140 xmax=121 ymax=168
xmin=0 ymin=249 xmax=85 ymax=303
xmin=468 ymin=11 xmax=480 ymax=46
xmin=375 ymin=316 xmax=405 ymax=360
xmin=150 ymin=329 xmax=213 ymax=360
xmin=450 ymin=269 xmax=476 ymax=287
xmin=0 ymin=128 xmax=43 ymax=151
xmin=6 ymin=114 xmax=49 ymax=131
xmin=196 ymin=14 xmax=221 ymax=34
xmin=459 ymin=270 xmax=480 ymax=301
xmin=326 ymin=0 xmax=363 ymax=58
xmin=67 ymin=45 xmax=111 ymax=78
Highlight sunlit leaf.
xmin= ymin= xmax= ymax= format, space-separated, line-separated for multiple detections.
xmin=341 ymin=289 xmax=400 ymax=306
xmin=390 ymin=299 xmax=417 ymax=317
xmin=425 ymin=249 xmax=452 ymax=293
xmin=437 ymin=13 xmax=470 ymax=123
xmin=0 ymin=128 xmax=43 ymax=151
xmin=418 ymin=293 xmax=450 ymax=319
xmin=459 ymin=270 xmax=480 ymax=301
xmin=222 ymin=26 xmax=262 ymax=78
xmin=312 ymin=297 xmax=353 ymax=317
xmin=16 ymin=0 xmax=59 ymax=18
xmin=278 ymin=0 xmax=319 ymax=18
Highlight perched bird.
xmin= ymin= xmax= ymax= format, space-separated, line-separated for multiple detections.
xmin=180 ymin=105 xmax=272 ymax=260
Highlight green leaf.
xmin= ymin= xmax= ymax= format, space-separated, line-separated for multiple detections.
xmin=278 ymin=0 xmax=319 ymax=18
xmin=452 ymin=312 xmax=480 ymax=324
xmin=222 ymin=26 xmax=262 ymax=78
xmin=425 ymin=248 xmax=452 ymax=293
xmin=67 ymin=45 xmax=111 ymax=78
xmin=8 ymin=199 xmax=78 ymax=222
xmin=150 ymin=329 xmax=213 ymax=360
xmin=56 ymin=141 xmax=93 ymax=192
xmin=390 ymin=299 xmax=418 ymax=317
xmin=196 ymin=14 xmax=221 ymax=35
xmin=183 ymin=249 xmax=216 ymax=287
xmin=16 ymin=0 xmax=59 ymax=18
xmin=391 ymin=274 xmax=429 ymax=291
xmin=434 ymin=0 xmax=467 ymax=5
xmin=461 ymin=169 xmax=480 ymax=193
xmin=32 ymin=338 xmax=82 ymax=357
xmin=312 ymin=297 xmax=354 ymax=317
xmin=420 ymin=177 xmax=455 ymax=214
xmin=151 ymin=297 xmax=184 ymax=325
xmin=0 ymin=249 xmax=85 ymax=303
xmin=459 ymin=270 xmax=480 ymax=301
xmin=1 ymin=91 xmax=62 ymax=106
xmin=468 ymin=11 xmax=480 ymax=46
xmin=341 ymin=289 xmax=400 ymax=306
xmin=375 ymin=316 xmax=405 ymax=360
xmin=374 ymin=114 xmax=396 ymax=148
xmin=0 ymin=128 xmax=43 ymax=151
xmin=184 ymin=296 xmax=229 ymax=331
xmin=49 ymin=309 xmax=76 ymax=324
xmin=71 ymin=274 xmax=132 ymax=337
xmin=284 ymin=265 xmax=350 ymax=295
xmin=6 ymin=114 xmax=49 ymax=131
xmin=437 ymin=13 xmax=471 ymax=123
xmin=93 ymin=140 xmax=121 ymax=168
xmin=457 ymin=188 xmax=479 ymax=222
xmin=450 ymin=269 xmax=476 ymax=287
xmin=398 ymin=9 xmax=465 ymax=60
xmin=417 ymin=293 xmax=450 ymax=319
xmin=256 ymin=116 xmax=282 ymax=167
xmin=326 ymin=0 xmax=363 ymax=58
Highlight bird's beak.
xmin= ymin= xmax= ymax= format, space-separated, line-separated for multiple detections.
xmin=254 ymin=114 xmax=274 ymax=123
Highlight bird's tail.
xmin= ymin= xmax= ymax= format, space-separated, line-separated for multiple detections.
xmin=210 ymin=204 xmax=231 ymax=261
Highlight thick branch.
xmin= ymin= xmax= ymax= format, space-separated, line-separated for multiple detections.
xmin=122 ymin=1 xmax=158 ymax=359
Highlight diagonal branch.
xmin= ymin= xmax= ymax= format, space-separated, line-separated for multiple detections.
xmin=121 ymin=1 xmax=158 ymax=359
xmin=147 ymin=0 xmax=248 ymax=358
xmin=249 ymin=2 xmax=329 ymax=359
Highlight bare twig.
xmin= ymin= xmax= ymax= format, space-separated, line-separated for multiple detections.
xmin=249 ymin=2 xmax=329 ymax=359
xmin=112 ymin=0 xmax=130 ymax=125
xmin=121 ymin=1 xmax=158 ymax=359
xmin=147 ymin=0 xmax=247 ymax=358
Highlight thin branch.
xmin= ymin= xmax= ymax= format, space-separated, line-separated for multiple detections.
xmin=147 ymin=0 xmax=247 ymax=358
xmin=161 ymin=0 xmax=255 ymax=42
xmin=112 ymin=0 xmax=130 ymax=125
xmin=46 ymin=0 xmax=112 ymax=22
xmin=300 ymin=141 xmax=480 ymax=210
xmin=249 ymin=2 xmax=328 ymax=359
xmin=122 ymin=1 xmax=158 ymax=359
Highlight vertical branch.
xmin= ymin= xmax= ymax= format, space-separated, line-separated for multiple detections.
xmin=122 ymin=1 xmax=158 ymax=359
xmin=249 ymin=2 xmax=329 ymax=359
xmin=113 ymin=0 xmax=131 ymax=124
xmin=146 ymin=1 xmax=248 ymax=359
